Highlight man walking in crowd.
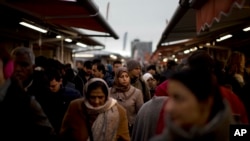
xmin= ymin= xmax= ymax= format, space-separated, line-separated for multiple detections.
xmin=11 ymin=47 xmax=37 ymax=92
xmin=1 ymin=47 xmax=56 ymax=141
xmin=112 ymin=60 xmax=123 ymax=78
xmin=92 ymin=61 xmax=113 ymax=87
xmin=74 ymin=60 xmax=93 ymax=95
xmin=40 ymin=68 xmax=81 ymax=134
xmin=126 ymin=59 xmax=151 ymax=102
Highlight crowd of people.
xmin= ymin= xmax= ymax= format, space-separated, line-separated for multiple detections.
xmin=1 ymin=46 xmax=250 ymax=141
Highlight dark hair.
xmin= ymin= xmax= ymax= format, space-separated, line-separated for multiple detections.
xmin=84 ymin=60 xmax=92 ymax=69
xmin=169 ymin=68 xmax=224 ymax=119
xmin=85 ymin=81 xmax=109 ymax=100
xmin=113 ymin=60 xmax=122 ymax=66
xmin=94 ymin=62 xmax=106 ymax=75
xmin=147 ymin=65 xmax=156 ymax=71
xmin=167 ymin=60 xmax=178 ymax=69
xmin=92 ymin=59 xmax=101 ymax=64
xmin=35 ymin=56 xmax=48 ymax=68
xmin=187 ymin=50 xmax=214 ymax=72
xmin=64 ymin=63 xmax=72 ymax=69
xmin=46 ymin=58 xmax=64 ymax=71
xmin=46 ymin=68 xmax=62 ymax=82
xmin=225 ymin=51 xmax=245 ymax=75
xmin=63 ymin=67 xmax=75 ymax=82
xmin=153 ymin=73 xmax=166 ymax=85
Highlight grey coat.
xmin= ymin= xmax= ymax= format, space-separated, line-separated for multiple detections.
xmin=131 ymin=96 xmax=168 ymax=141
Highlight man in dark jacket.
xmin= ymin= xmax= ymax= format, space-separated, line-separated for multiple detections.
xmin=40 ymin=68 xmax=81 ymax=134
xmin=1 ymin=47 xmax=56 ymax=141
xmin=74 ymin=60 xmax=93 ymax=95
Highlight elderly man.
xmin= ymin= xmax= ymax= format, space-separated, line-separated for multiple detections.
xmin=11 ymin=47 xmax=81 ymax=134
xmin=11 ymin=47 xmax=52 ymax=97
xmin=11 ymin=47 xmax=36 ymax=91
xmin=1 ymin=47 xmax=56 ymax=141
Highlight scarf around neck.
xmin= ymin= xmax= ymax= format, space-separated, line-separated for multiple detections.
xmin=111 ymin=86 xmax=136 ymax=102
xmin=112 ymin=84 xmax=131 ymax=93
xmin=84 ymin=98 xmax=120 ymax=141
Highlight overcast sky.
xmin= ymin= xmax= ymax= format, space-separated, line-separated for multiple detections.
xmin=91 ymin=0 xmax=179 ymax=57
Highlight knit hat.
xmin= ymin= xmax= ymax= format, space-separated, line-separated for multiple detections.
xmin=154 ymin=80 xmax=169 ymax=96
xmin=126 ymin=59 xmax=141 ymax=71
xmin=142 ymin=73 xmax=153 ymax=82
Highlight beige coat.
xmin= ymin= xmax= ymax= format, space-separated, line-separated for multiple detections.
xmin=110 ymin=86 xmax=144 ymax=126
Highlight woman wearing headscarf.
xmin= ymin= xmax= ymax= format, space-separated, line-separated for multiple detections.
xmin=60 ymin=78 xmax=130 ymax=141
xmin=142 ymin=72 xmax=157 ymax=97
xmin=110 ymin=67 xmax=144 ymax=134
xmin=150 ymin=68 xmax=235 ymax=141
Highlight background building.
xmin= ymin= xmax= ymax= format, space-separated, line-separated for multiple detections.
xmin=131 ymin=39 xmax=152 ymax=65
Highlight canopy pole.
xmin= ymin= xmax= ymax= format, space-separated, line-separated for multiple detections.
xmin=61 ymin=38 xmax=64 ymax=63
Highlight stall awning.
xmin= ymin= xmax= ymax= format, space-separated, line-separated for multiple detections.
xmin=1 ymin=0 xmax=119 ymax=39
xmin=197 ymin=0 xmax=246 ymax=33
xmin=157 ymin=0 xmax=249 ymax=48
xmin=152 ymin=0 xmax=250 ymax=61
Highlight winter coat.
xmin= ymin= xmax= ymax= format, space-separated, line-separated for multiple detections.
xmin=0 ymin=79 xmax=56 ymax=141
xmin=36 ymin=86 xmax=81 ymax=134
xmin=110 ymin=85 xmax=144 ymax=126
xmin=131 ymin=96 xmax=168 ymax=141
xmin=130 ymin=77 xmax=151 ymax=102
xmin=60 ymin=98 xmax=130 ymax=141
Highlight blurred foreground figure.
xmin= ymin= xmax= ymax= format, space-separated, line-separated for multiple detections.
xmin=0 ymin=47 xmax=56 ymax=141
xmin=150 ymin=68 xmax=234 ymax=141
xmin=60 ymin=78 xmax=130 ymax=141
xmin=155 ymin=51 xmax=248 ymax=135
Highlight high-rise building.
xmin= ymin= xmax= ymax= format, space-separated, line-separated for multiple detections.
xmin=131 ymin=39 xmax=152 ymax=64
